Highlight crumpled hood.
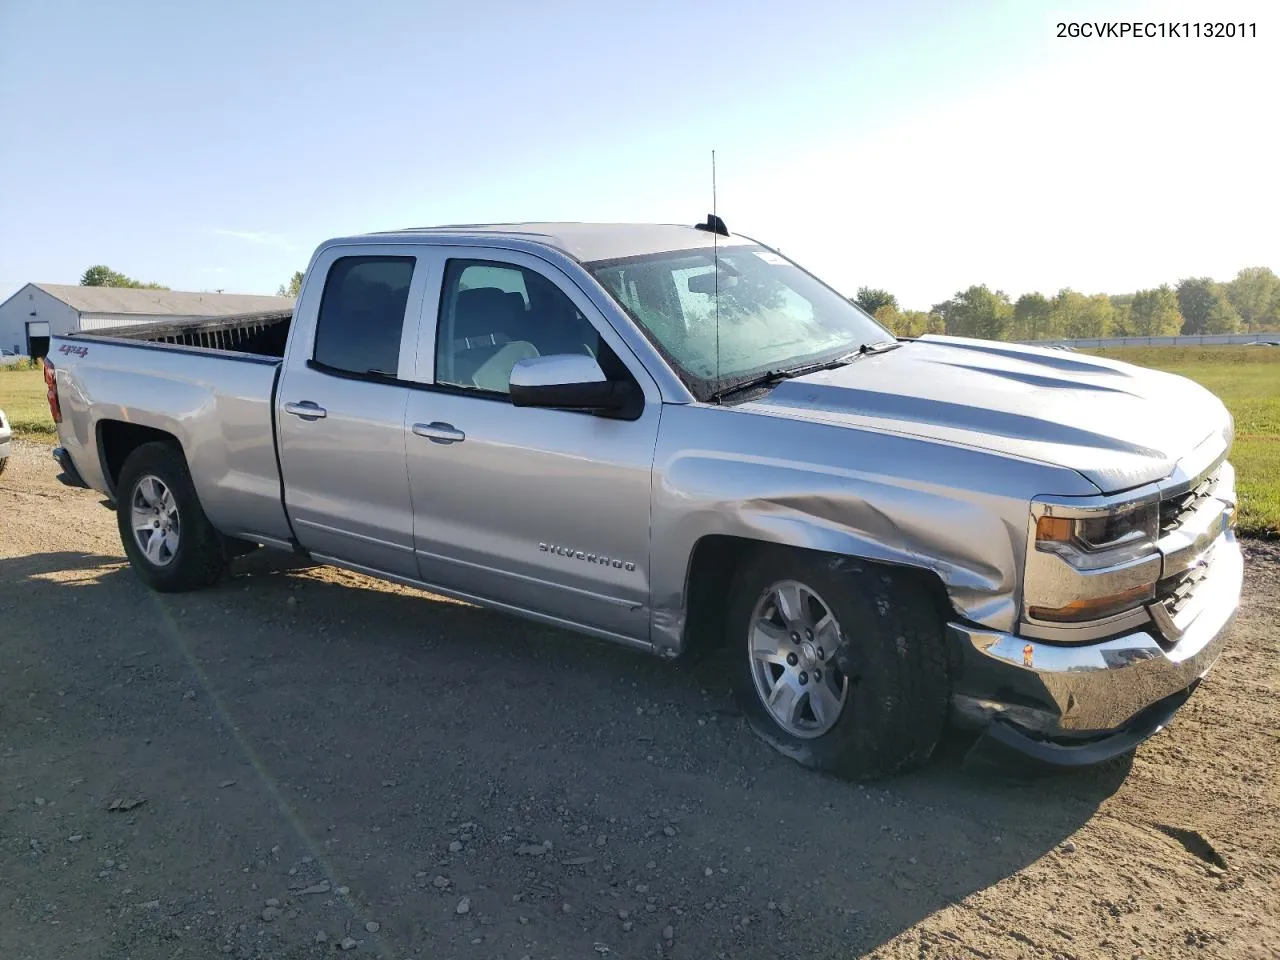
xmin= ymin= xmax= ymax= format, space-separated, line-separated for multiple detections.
xmin=741 ymin=335 xmax=1232 ymax=493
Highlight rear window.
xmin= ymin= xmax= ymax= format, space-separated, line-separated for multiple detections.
xmin=313 ymin=256 xmax=415 ymax=377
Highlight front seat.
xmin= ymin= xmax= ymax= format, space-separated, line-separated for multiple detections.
xmin=449 ymin=288 xmax=521 ymax=385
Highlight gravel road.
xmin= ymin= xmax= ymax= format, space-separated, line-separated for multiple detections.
xmin=2 ymin=438 xmax=1278 ymax=960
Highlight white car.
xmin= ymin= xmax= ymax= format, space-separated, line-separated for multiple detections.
xmin=0 ymin=348 xmax=27 ymax=367
xmin=0 ymin=407 xmax=11 ymax=475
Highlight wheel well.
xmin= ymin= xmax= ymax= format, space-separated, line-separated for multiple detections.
xmin=97 ymin=421 xmax=182 ymax=496
xmin=680 ymin=537 xmax=958 ymax=658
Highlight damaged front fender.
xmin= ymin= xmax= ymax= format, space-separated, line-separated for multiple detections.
xmin=648 ymin=403 xmax=1098 ymax=657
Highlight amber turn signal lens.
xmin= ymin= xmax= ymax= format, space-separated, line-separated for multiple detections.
xmin=1028 ymin=583 xmax=1155 ymax=623
xmin=1035 ymin=515 xmax=1073 ymax=542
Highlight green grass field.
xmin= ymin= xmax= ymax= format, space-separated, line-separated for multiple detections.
xmin=3 ymin=345 xmax=1276 ymax=534
xmin=1087 ymin=345 xmax=1279 ymax=537
xmin=0 ymin=367 xmax=58 ymax=442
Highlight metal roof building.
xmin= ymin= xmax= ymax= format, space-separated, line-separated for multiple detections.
xmin=0 ymin=283 xmax=295 ymax=359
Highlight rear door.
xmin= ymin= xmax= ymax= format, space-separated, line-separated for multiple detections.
xmin=402 ymin=246 xmax=662 ymax=643
xmin=276 ymin=245 xmax=433 ymax=577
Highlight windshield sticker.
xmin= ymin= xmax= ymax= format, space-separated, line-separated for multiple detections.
xmin=753 ymin=251 xmax=788 ymax=266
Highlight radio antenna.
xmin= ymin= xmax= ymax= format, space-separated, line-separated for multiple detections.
xmin=713 ymin=149 xmax=719 ymax=384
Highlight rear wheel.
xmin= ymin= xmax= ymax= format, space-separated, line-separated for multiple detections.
xmin=728 ymin=547 xmax=950 ymax=780
xmin=0 ymin=456 xmax=8 ymax=476
xmin=116 ymin=442 xmax=228 ymax=592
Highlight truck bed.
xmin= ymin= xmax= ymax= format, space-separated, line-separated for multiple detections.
xmin=79 ymin=309 xmax=294 ymax=357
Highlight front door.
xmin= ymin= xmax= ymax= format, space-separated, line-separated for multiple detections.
xmin=276 ymin=251 xmax=430 ymax=578
xmin=404 ymin=250 xmax=661 ymax=642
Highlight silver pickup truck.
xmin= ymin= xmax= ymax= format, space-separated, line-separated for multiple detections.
xmin=46 ymin=220 xmax=1242 ymax=778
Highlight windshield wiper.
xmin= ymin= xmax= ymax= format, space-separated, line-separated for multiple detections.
xmin=705 ymin=368 xmax=802 ymax=403
xmin=856 ymin=339 xmax=902 ymax=356
xmin=705 ymin=341 xmax=904 ymax=404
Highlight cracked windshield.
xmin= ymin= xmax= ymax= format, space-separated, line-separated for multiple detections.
xmin=590 ymin=246 xmax=889 ymax=386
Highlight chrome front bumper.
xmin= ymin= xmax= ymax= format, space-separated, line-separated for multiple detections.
xmin=950 ymin=532 xmax=1242 ymax=751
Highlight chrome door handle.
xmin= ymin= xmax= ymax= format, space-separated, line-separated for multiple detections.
xmin=284 ymin=401 xmax=327 ymax=421
xmin=412 ymin=421 xmax=466 ymax=444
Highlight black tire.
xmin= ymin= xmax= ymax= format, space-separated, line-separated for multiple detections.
xmin=116 ymin=441 xmax=228 ymax=592
xmin=0 ymin=456 xmax=7 ymax=476
xmin=728 ymin=546 xmax=949 ymax=781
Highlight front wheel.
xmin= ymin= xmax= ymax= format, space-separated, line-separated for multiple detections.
xmin=116 ymin=442 xmax=228 ymax=592
xmin=728 ymin=547 xmax=950 ymax=780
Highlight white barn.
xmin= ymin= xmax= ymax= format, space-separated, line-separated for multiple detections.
xmin=0 ymin=284 xmax=295 ymax=359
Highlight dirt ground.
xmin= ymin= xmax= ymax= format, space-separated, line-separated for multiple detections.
xmin=2 ymin=438 xmax=1277 ymax=960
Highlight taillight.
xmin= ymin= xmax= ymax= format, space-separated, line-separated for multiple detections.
xmin=44 ymin=359 xmax=62 ymax=423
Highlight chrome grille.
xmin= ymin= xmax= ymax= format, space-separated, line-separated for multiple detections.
xmin=1155 ymin=560 xmax=1211 ymax=619
xmin=1158 ymin=468 xmax=1219 ymax=536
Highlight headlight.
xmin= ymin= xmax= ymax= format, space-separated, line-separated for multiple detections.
xmin=1025 ymin=496 xmax=1161 ymax=624
xmin=1034 ymin=499 xmax=1158 ymax=570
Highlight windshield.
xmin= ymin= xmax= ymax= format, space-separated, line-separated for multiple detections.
xmin=587 ymin=244 xmax=891 ymax=398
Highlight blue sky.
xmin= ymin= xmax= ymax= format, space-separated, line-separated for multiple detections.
xmin=1 ymin=0 xmax=1275 ymax=309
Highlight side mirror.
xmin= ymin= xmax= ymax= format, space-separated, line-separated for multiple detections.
xmin=509 ymin=354 xmax=640 ymax=418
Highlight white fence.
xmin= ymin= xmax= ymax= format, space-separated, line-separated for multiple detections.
xmin=1022 ymin=332 xmax=1280 ymax=349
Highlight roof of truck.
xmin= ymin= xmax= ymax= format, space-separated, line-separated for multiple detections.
xmin=367 ymin=222 xmax=753 ymax=264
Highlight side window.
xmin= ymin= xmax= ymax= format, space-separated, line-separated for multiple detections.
xmin=435 ymin=259 xmax=602 ymax=395
xmin=313 ymin=256 xmax=415 ymax=377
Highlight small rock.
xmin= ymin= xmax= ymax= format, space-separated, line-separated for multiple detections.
xmin=562 ymin=902 xmax=573 ymax=914
xmin=704 ymin=867 xmax=714 ymax=877
xmin=561 ymin=856 xmax=595 ymax=866
xmin=471 ymin=937 xmax=483 ymax=945
xmin=107 ymin=797 xmax=147 ymax=812
xmin=260 ymin=906 xmax=281 ymax=922
xmin=314 ymin=930 xmax=327 ymax=943
xmin=139 ymin=899 xmax=161 ymax=909
xmin=183 ymin=689 xmax=197 ymax=700
xmin=448 ymin=840 xmax=464 ymax=853
xmin=432 ymin=875 xmax=450 ymax=889
xmin=518 ymin=915 xmax=529 ymax=925
xmin=456 ymin=896 xmax=471 ymax=915
xmin=1207 ymin=865 xmax=1227 ymax=877
xmin=618 ymin=909 xmax=630 ymax=920
xmin=663 ymin=925 xmax=674 ymax=940
xmin=298 ymin=881 xmax=331 ymax=895
xmin=264 ymin=898 xmax=279 ymax=908
xmin=68 ymin=834 xmax=83 ymax=843
xmin=1060 ymin=840 xmax=1077 ymax=854
xmin=623 ymin=921 xmax=634 ymax=932
xmin=34 ymin=797 xmax=47 ymax=806
xmin=663 ymin=826 xmax=677 ymax=838
xmin=596 ymin=834 xmax=608 ymax=847
xmin=336 ymin=886 xmax=350 ymax=895
xmin=285 ymin=596 xmax=299 ymax=608
xmin=339 ymin=936 xmax=357 ymax=951
xmin=219 ymin=780 xmax=236 ymax=789
xmin=516 ymin=843 xmax=549 ymax=857
xmin=365 ymin=921 xmax=380 ymax=933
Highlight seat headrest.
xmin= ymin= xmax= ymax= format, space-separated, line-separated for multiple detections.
xmin=454 ymin=287 xmax=522 ymax=340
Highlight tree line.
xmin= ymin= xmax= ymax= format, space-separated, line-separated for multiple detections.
xmin=854 ymin=266 xmax=1280 ymax=341
xmin=80 ymin=265 xmax=167 ymax=290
